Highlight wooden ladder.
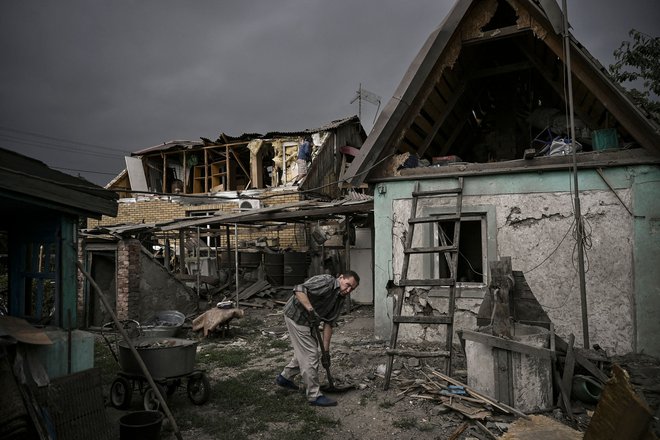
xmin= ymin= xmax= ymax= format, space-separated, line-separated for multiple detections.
xmin=383 ymin=178 xmax=464 ymax=390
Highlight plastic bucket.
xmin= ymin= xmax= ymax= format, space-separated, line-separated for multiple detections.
xmin=119 ymin=410 xmax=163 ymax=440
xmin=572 ymin=375 xmax=603 ymax=404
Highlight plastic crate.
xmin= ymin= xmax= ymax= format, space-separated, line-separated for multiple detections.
xmin=593 ymin=128 xmax=618 ymax=150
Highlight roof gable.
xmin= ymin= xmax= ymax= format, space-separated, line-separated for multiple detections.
xmin=345 ymin=0 xmax=660 ymax=185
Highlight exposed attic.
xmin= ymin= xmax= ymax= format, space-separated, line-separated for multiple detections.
xmin=109 ymin=116 xmax=365 ymax=199
xmin=350 ymin=0 xmax=659 ymax=182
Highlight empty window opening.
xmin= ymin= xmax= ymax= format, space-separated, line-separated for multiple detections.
xmin=433 ymin=217 xmax=485 ymax=284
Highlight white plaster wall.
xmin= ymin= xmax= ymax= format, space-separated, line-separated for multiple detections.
xmin=390 ymin=188 xmax=634 ymax=355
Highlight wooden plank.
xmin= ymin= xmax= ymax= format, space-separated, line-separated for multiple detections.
xmin=429 ymin=368 xmax=530 ymax=419
xmin=412 ymin=187 xmax=462 ymax=197
xmin=393 ymin=315 xmax=452 ymax=324
xmin=408 ymin=214 xmax=461 ymax=224
xmin=489 ymin=258 xmax=514 ymax=338
xmin=385 ymin=349 xmax=450 ymax=358
xmin=554 ymin=367 xmax=573 ymax=421
xmin=560 ymin=334 xmax=576 ymax=418
xmin=494 ymin=348 xmax=512 ymax=405
xmin=460 ymin=330 xmax=555 ymax=359
xmin=584 ymin=364 xmax=654 ymax=440
xmin=554 ymin=335 xmax=609 ymax=383
xmin=448 ymin=422 xmax=469 ymax=440
xmin=404 ymin=245 xmax=456 ymax=254
xmin=397 ymin=278 xmax=455 ymax=287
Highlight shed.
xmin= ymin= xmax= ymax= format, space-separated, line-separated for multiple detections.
xmin=0 ymin=148 xmax=118 ymax=327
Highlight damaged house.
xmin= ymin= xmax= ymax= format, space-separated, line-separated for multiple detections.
xmin=82 ymin=116 xmax=374 ymax=325
xmin=342 ymin=0 xmax=660 ymax=360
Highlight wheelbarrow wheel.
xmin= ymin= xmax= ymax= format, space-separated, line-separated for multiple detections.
xmin=166 ymin=380 xmax=180 ymax=396
xmin=143 ymin=383 xmax=167 ymax=411
xmin=187 ymin=373 xmax=210 ymax=405
xmin=110 ymin=377 xmax=132 ymax=409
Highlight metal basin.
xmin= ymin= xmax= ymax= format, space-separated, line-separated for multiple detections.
xmin=141 ymin=310 xmax=185 ymax=337
xmin=118 ymin=337 xmax=197 ymax=379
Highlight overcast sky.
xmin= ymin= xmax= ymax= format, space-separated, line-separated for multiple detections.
xmin=1 ymin=0 xmax=658 ymax=186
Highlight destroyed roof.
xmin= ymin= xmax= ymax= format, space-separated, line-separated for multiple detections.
xmin=215 ymin=115 xmax=362 ymax=143
xmin=131 ymin=139 xmax=206 ymax=156
xmin=343 ymin=0 xmax=660 ymax=186
xmin=0 ymin=147 xmax=118 ymax=218
xmin=130 ymin=115 xmax=361 ymax=155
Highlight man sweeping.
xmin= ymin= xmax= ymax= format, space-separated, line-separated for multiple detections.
xmin=275 ymin=271 xmax=360 ymax=406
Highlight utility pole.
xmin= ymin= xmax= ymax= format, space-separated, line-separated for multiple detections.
xmin=563 ymin=0 xmax=589 ymax=349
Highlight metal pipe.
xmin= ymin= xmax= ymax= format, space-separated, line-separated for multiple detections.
xmin=234 ymin=224 xmax=239 ymax=307
xmin=196 ymin=226 xmax=201 ymax=295
xmin=563 ymin=0 xmax=589 ymax=349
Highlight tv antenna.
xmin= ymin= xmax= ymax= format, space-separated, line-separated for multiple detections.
xmin=350 ymin=83 xmax=381 ymax=124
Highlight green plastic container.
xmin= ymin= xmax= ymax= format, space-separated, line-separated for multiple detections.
xmin=593 ymin=128 xmax=618 ymax=150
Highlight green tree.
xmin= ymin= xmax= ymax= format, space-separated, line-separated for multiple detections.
xmin=609 ymin=29 xmax=660 ymax=115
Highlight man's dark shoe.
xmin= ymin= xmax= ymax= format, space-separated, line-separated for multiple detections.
xmin=275 ymin=374 xmax=298 ymax=391
xmin=309 ymin=395 xmax=337 ymax=407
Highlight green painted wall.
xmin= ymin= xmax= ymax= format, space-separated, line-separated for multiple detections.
xmin=373 ymin=165 xmax=659 ymax=356
xmin=632 ymin=169 xmax=660 ymax=356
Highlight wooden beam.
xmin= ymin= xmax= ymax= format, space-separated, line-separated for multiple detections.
xmin=555 ymin=334 xmax=608 ymax=383
xmin=416 ymin=82 xmax=467 ymax=157
xmin=463 ymin=25 xmax=531 ymax=45
xmin=250 ymin=148 xmax=263 ymax=189
xmin=162 ymin=153 xmax=167 ymax=193
xmin=469 ymin=61 xmax=532 ymax=80
xmin=543 ymin=32 xmax=660 ymax=153
xmin=459 ymin=329 xmax=556 ymax=359
xmin=560 ymin=334 xmax=576 ymax=418
xmin=516 ymin=41 xmax=600 ymax=128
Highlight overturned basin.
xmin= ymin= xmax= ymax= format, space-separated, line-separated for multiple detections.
xmin=118 ymin=337 xmax=197 ymax=378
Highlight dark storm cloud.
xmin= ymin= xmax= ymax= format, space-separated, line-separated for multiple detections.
xmin=0 ymin=0 xmax=658 ymax=186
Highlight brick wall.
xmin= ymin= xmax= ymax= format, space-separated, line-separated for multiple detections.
xmin=116 ymin=239 xmax=141 ymax=320
xmin=88 ymin=190 xmax=308 ymax=249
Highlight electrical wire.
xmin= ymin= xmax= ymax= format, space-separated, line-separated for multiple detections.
xmin=522 ymin=217 xmax=576 ymax=274
xmin=0 ymin=125 xmax=130 ymax=154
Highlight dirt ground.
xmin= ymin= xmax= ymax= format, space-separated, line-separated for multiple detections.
xmin=100 ymin=303 xmax=660 ymax=439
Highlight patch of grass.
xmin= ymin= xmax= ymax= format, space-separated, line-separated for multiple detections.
xmin=379 ymin=399 xmax=395 ymax=408
xmin=237 ymin=316 xmax=263 ymax=330
xmin=266 ymin=338 xmax=290 ymax=350
xmin=417 ymin=421 xmax=433 ymax=431
xmin=391 ymin=416 xmax=433 ymax=431
xmin=392 ymin=416 xmax=418 ymax=430
xmin=176 ymin=368 xmax=339 ymax=439
xmin=198 ymin=347 xmax=251 ymax=367
xmin=94 ymin=338 xmax=120 ymax=386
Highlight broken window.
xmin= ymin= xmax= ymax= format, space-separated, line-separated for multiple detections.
xmin=429 ymin=215 xmax=487 ymax=285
